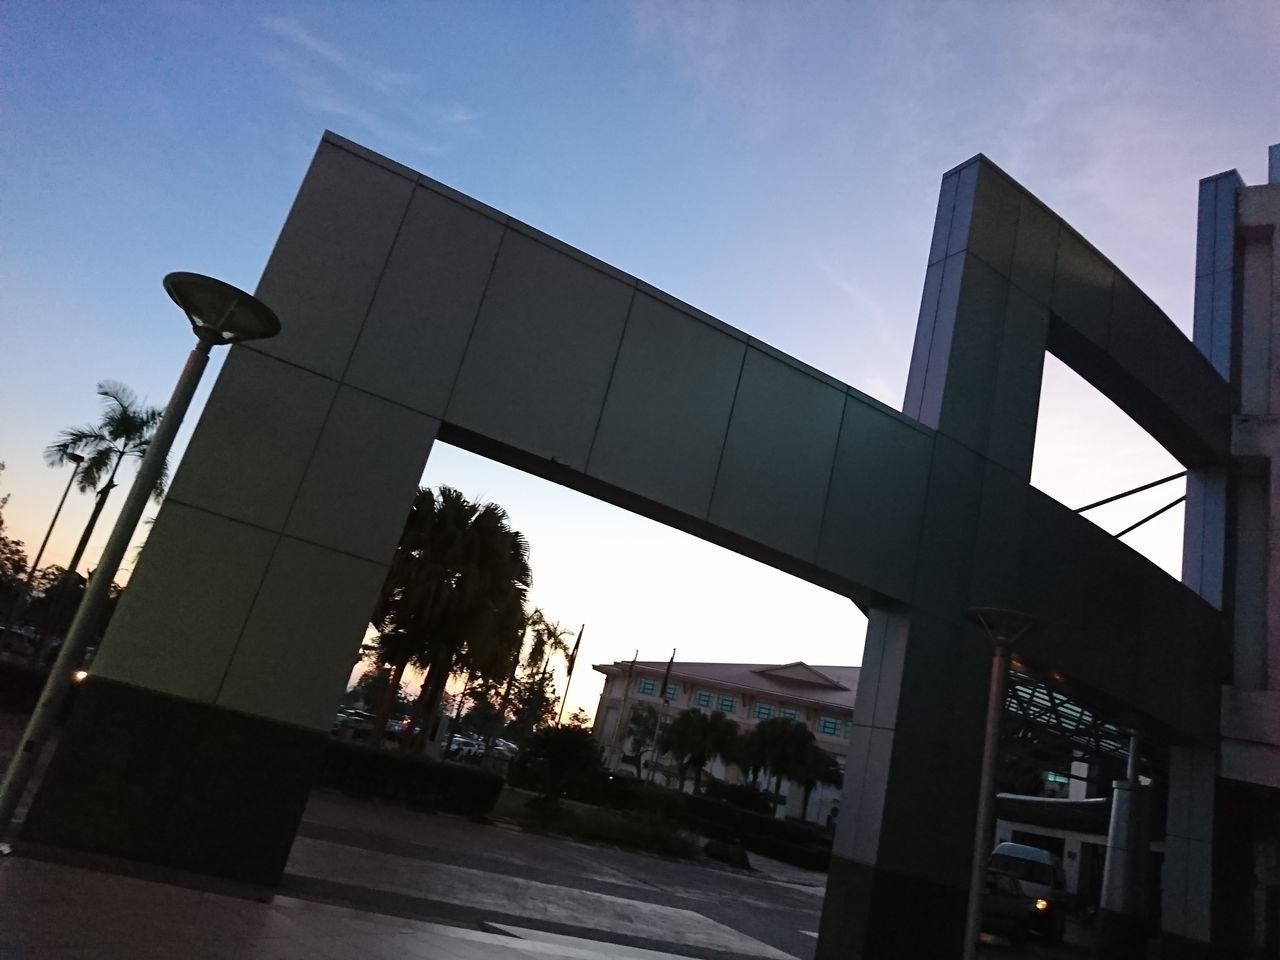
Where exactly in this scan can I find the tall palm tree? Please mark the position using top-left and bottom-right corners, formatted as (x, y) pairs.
(749, 717), (818, 813)
(369, 486), (532, 745)
(657, 708), (739, 793)
(46, 381), (166, 578)
(623, 704), (659, 779)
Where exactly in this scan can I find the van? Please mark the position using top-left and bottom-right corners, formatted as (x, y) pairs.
(989, 841), (1067, 942)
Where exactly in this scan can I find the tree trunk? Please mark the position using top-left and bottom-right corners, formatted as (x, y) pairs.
(405, 645), (451, 752)
(772, 773), (782, 815)
(372, 660), (406, 748)
(693, 764), (703, 794)
(802, 783), (814, 822)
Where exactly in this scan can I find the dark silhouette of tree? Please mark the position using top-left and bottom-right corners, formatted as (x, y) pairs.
(0, 463), (28, 612)
(368, 486), (532, 747)
(46, 381), (166, 578)
(345, 665), (411, 714)
(795, 743), (843, 821)
(657, 708), (739, 793)
(523, 724), (601, 799)
(623, 704), (659, 779)
(741, 717), (816, 813)
(564, 707), (591, 728)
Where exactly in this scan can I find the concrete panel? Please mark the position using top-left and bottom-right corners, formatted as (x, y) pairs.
(446, 230), (633, 471)
(587, 292), (746, 519)
(216, 536), (388, 731)
(944, 162), (979, 259)
(284, 386), (440, 564)
(937, 255), (1010, 455)
(344, 186), (506, 417)
(909, 436), (985, 615)
(927, 170), (959, 265)
(967, 163), (1021, 276)
(253, 140), (416, 380)
(851, 609), (911, 733)
(902, 260), (945, 421)
(817, 401), (933, 602)
(92, 501), (278, 703)
(1051, 231), (1114, 351)
(914, 252), (966, 428)
(848, 726), (894, 865)
(986, 285), (1049, 476)
(708, 348), (846, 562)
(167, 348), (338, 534)
(1010, 195), (1060, 306)
(968, 462), (1030, 611)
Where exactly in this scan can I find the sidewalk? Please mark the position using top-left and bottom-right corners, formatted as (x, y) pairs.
(0, 854), (728, 960)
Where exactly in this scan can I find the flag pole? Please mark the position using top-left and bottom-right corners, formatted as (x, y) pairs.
(556, 624), (585, 724)
(608, 650), (638, 769)
(647, 648), (676, 785)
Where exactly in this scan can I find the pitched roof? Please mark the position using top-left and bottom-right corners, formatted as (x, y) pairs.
(593, 659), (859, 712)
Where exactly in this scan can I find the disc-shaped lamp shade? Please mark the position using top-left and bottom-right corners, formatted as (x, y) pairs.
(163, 272), (281, 344)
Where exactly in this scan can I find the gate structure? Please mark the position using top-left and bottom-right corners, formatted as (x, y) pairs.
(26, 132), (1254, 956)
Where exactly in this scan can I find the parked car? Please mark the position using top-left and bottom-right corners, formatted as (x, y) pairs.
(448, 732), (483, 759)
(990, 841), (1068, 942)
(332, 709), (377, 740)
(980, 868), (1028, 948)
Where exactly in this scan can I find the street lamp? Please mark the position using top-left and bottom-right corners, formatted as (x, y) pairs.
(2, 453), (84, 639)
(0, 273), (280, 843)
(961, 607), (1035, 960)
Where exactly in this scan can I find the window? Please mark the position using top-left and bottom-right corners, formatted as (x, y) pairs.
(664, 683), (679, 700)
(780, 707), (799, 721)
(693, 690), (712, 708)
(819, 715), (841, 736)
(638, 678), (657, 696)
(718, 695), (737, 714)
(753, 702), (774, 720)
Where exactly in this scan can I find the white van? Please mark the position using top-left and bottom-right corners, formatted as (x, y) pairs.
(989, 841), (1067, 942)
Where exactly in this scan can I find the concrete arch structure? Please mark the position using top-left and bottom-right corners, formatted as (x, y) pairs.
(25, 133), (1232, 956)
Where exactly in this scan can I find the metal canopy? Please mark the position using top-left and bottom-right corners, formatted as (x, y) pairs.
(1004, 667), (1131, 764)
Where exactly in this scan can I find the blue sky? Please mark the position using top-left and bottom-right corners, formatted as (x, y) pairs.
(2, 1), (1277, 717)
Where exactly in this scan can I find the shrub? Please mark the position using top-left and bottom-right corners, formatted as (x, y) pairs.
(316, 741), (503, 816)
(705, 781), (772, 814)
(521, 797), (698, 860)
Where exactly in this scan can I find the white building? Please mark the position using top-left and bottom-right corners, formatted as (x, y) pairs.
(592, 658), (857, 824)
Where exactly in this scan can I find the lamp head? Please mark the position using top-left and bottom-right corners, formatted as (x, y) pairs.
(163, 272), (281, 344)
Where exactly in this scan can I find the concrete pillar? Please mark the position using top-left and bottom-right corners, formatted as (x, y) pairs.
(1098, 739), (1150, 958)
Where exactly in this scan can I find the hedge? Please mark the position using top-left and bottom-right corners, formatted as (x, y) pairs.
(317, 741), (504, 816)
(547, 772), (834, 872)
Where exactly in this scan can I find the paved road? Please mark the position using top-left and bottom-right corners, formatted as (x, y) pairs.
(288, 790), (1094, 960)
(290, 790), (825, 960)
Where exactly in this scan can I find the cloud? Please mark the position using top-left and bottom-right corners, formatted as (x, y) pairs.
(258, 15), (480, 165)
(262, 15), (414, 94)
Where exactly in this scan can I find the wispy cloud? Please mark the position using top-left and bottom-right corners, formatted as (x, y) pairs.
(258, 15), (479, 167)
(263, 15), (415, 94)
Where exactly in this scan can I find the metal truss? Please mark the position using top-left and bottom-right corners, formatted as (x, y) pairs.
(1004, 668), (1130, 764)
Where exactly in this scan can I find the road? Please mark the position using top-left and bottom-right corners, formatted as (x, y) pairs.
(286, 789), (1094, 960)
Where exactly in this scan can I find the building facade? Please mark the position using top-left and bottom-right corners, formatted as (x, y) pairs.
(592, 659), (857, 824)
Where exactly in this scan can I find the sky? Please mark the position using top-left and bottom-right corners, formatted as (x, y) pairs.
(1, 1), (1277, 720)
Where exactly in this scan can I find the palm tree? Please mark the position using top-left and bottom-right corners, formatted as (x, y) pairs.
(657, 708), (739, 793)
(369, 486), (532, 746)
(46, 381), (166, 579)
(794, 743), (843, 822)
(742, 716), (816, 813)
(623, 704), (659, 779)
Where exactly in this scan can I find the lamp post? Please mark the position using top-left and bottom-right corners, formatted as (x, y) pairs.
(2, 453), (83, 639)
(961, 607), (1035, 960)
(0, 273), (280, 843)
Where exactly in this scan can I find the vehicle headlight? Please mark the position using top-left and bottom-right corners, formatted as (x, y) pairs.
(1034, 898), (1049, 912)
(73, 670), (89, 683)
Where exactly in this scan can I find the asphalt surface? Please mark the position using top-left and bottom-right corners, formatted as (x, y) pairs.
(290, 790), (826, 960)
